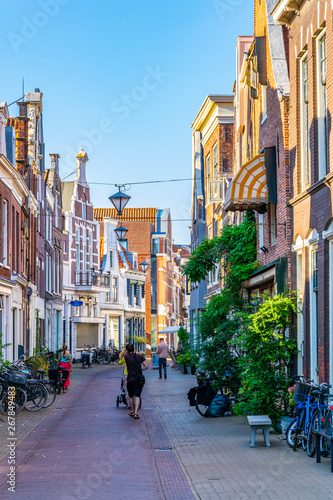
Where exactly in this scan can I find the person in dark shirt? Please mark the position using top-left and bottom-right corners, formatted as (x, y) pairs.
(124, 343), (148, 419)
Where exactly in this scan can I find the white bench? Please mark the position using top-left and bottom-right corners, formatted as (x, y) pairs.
(247, 415), (272, 447)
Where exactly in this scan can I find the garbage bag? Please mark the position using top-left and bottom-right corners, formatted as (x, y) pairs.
(204, 394), (231, 418)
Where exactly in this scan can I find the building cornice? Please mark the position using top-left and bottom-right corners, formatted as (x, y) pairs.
(191, 95), (234, 132)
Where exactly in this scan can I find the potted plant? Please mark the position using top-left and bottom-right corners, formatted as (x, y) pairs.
(177, 352), (192, 374)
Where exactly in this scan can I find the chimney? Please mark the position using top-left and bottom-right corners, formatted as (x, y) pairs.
(76, 148), (88, 186)
(50, 153), (60, 177)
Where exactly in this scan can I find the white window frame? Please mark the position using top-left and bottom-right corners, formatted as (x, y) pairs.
(309, 239), (319, 383)
(213, 143), (218, 198)
(89, 231), (93, 269)
(317, 29), (327, 180)
(300, 52), (310, 191)
(259, 213), (264, 250)
(3, 200), (8, 266)
(76, 229), (80, 271)
(206, 154), (211, 203)
(261, 84), (267, 123)
(110, 249), (114, 269)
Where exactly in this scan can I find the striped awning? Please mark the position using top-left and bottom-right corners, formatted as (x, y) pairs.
(224, 153), (268, 212)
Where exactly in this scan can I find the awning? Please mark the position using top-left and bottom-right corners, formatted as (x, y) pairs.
(224, 153), (267, 212)
(158, 326), (181, 334)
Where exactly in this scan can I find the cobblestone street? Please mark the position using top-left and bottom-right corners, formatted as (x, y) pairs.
(1, 363), (333, 499)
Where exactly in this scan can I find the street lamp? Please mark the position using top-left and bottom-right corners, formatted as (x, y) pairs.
(109, 185), (131, 216)
(115, 225), (128, 239)
(140, 261), (149, 273)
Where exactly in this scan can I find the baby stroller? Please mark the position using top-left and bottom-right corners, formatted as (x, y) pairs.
(116, 373), (130, 408)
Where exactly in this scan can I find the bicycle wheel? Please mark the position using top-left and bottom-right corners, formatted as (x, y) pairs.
(42, 382), (57, 408)
(1, 388), (27, 415)
(25, 383), (48, 411)
(321, 409), (332, 456)
(57, 374), (63, 395)
(286, 418), (303, 448)
(307, 411), (319, 457)
(97, 355), (104, 365)
(194, 393), (210, 417)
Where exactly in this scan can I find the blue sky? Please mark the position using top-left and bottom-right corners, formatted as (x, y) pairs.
(1, 0), (253, 243)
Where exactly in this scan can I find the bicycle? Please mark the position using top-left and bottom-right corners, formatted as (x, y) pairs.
(0, 370), (27, 415)
(306, 384), (332, 457)
(188, 371), (232, 417)
(286, 377), (314, 451)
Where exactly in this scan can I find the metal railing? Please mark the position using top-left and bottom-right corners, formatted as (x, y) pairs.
(75, 270), (110, 287)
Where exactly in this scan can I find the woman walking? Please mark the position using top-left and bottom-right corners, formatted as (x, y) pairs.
(57, 344), (72, 389)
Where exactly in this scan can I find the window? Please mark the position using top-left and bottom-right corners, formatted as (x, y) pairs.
(261, 85), (267, 122)
(119, 238), (128, 251)
(152, 239), (159, 254)
(55, 194), (58, 228)
(310, 248), (319, 381)
(213, 219), (218, 238)
(213, 144), (218, 198)
(301, 54), (310, 190)
(76, 229), (80, 271)
(317, 32), (327, 179)
(82, 201), (87, 220)
(3, 200), (8, 266)
(208, 224), (213, 240)
(12, 206), (15, 271)
(110, 249), (114, 268)
(89, 232), (93, 269)
(259, 213), (264, 250)
(270, 204), (277, 245)
(112, 276), (118, 302)
(206, 154), (211, 202)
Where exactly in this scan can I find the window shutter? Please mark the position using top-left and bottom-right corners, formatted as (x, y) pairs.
(142, 284), (145, 298)
(127, 279), (130, 296)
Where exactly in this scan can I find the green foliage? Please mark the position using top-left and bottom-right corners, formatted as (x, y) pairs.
(177, 351), (192, 365)
(234, 294), (298, 426)
(183, 218), (257, 291)
(134, 336), (146, 344)
(182, 238), (220, 283)
(177, 327), (190, 349)
(0, 333), (11, 369)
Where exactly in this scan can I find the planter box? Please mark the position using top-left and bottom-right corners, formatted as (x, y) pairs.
(191, 366), (196, 375)
(181, 363), (188, 374)
(280, 417), (293, 439)
(186, 365), (192, 374)
(177, 363), (181, 371)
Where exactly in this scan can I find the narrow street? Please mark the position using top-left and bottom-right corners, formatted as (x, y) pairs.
(1, 364), (333, 499)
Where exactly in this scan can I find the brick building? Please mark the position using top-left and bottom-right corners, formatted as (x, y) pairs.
(0, 102), (29, 361)
(62, 150), (106, 359)
(272, 0), (332, 384)
(94, 207), (175, 349)
(98, 217), (146, 350)
(225, 1), (291, 304)
(190, 95), (234, 344)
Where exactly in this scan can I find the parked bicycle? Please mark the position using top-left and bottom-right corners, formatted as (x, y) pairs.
(286, 375), (332, 457)
(187, 371), (232, 417)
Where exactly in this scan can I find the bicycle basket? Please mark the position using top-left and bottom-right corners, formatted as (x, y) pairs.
(294, 382), (312, 402)
(6, 371), (28, 385)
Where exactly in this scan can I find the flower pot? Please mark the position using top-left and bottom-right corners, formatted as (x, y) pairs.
(191, 366), (196, 375)
(181, 363), (187, 374)
(186, 365), (192, 374)
(177, 363), (181, 371)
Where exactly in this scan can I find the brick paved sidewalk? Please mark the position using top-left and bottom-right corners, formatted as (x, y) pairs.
(0, 362), (112, 461)
(0, 363), (195, 500)
(145, 364), (333, 500)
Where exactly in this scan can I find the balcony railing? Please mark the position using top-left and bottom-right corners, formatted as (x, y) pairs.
(75, 270), (110, 288)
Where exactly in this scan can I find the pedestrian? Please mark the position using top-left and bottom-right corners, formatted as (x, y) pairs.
(57, 344), (72, 390)
(124, 343), (148, 419)
(156, 337), (169, 379)
(119, 346), (130, 408)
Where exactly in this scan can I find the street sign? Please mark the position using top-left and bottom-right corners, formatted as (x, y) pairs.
(70, 300), (83, 307)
